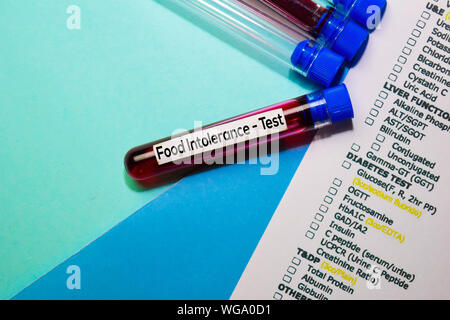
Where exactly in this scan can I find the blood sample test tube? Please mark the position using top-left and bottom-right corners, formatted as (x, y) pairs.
(325, 0), (387, 30)
(125, 84), (354, 187)
(177, 0), (346, 87)
(249, 0), (369, 62)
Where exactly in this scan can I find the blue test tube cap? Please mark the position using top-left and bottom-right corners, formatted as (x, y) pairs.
(291, 40), (346, 87)
(322, 83), (354, 123)
(319, 12), (369, 63)
(334, 0), (387, 30)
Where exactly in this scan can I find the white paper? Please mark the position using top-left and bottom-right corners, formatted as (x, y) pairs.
(232, 0), (450, 300)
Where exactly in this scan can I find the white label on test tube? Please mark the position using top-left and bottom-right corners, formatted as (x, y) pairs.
(153, 109), (287, 165)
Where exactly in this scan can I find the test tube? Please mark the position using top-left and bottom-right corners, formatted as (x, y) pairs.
(250, 0), (369, 62)
(325, 0), (387, 30)
(177, 0), (346, 87)
(125, 84), (354, 187)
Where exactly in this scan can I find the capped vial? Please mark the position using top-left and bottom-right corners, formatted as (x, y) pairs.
(248, 0), (370, 63)
(125, 84), (354, 187)
(325, 0), (387, 31)
(177, 0), (347, 87)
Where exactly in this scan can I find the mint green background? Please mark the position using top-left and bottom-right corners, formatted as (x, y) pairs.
(0, 0), (315, 299)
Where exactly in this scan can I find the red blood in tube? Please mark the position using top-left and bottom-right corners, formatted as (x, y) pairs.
(125, 96), (314, 188)
(260, 0), (332, 35)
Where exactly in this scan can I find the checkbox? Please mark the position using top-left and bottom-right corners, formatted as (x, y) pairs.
(379, 91), (389, 99)
(388, 73), (398, 82)
(292, 257), (301, 266)
(273, 292), (283, 300)
(371, 143), (381, 151)
(351, 143), (360, 152)
(370, 108), (379, 117)
(376, 134), (386, 143)
(319, 204), (328, 213)
(315, 213), (324, 222)
(310, 222), (320, 231)
(283, 275), (292, 283)
(374, 99), (384, 108)
(305, 231), (315, 239)
(342, 160), (352, 169)
(328, 186), (338, 196)
(333, 178), (342, 187)
(411, 29), (421, 38)
(407, 38), (416, 46)
(398, 55), (407, 64)
(324, 196), (333, 204)
(365, 117), (374, 126)
(421, 11), (430, 20)
(416, 20), (426, 29)
(287, 266), (296, 274)
(393, 64), (403, 73)
(402, 46), (412, 56)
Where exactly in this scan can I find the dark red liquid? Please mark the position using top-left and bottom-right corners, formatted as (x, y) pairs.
(260, 0), (332, 36)
(125, 96), (314, 188)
